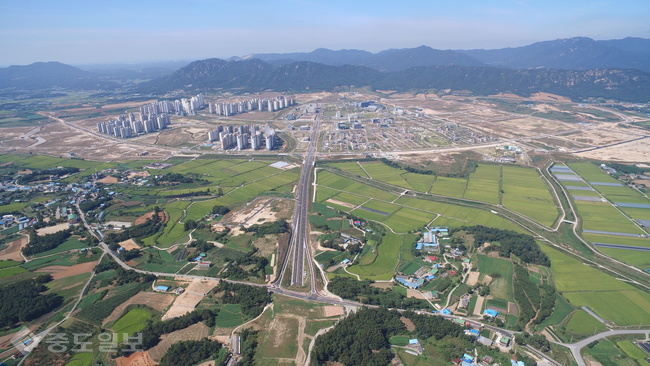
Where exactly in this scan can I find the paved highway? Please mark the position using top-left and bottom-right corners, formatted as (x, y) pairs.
(274, 111), (321, 291)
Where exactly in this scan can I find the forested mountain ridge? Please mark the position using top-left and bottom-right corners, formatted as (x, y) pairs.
(139, 58), (650, 102)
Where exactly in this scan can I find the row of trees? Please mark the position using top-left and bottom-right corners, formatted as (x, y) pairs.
(238, 328), (259, 366)
(457, 225), (550, 266)
(380, 158), (478, 178)
(22, 227), (71, 256)
(152, 173), (207, 185)
(513, 263), (539, 328)
(16, 167), (80, 184)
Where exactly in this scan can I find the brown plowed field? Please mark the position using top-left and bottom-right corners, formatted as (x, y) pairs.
(36, 261), (98, 279)
(0, 235), (28, 261)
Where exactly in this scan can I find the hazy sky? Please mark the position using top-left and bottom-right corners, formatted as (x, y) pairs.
(1, 0), (649, 66)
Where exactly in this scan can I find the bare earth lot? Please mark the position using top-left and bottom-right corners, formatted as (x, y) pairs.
(115, 351), (156, 366)
(118, 239), (142, 250)
(36, 223), (70, 235)
(162, 278), (219, 320)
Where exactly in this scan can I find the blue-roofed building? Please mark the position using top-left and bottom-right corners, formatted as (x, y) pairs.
(425, 275), (436, 280)
(155, 285), (170, 291)
(511, 360), (518, 366)
(442, 308), (452, 315)
(409, 339), (419, 345)
(484, 309), (499, 317)
(518, 361), (525, 366)
(415, 242), (423, 250)
(396, 277), (421, 289)
(470, 329), (480, 337)
(462, 362), (472, 366)
(194, 256), (202, 261)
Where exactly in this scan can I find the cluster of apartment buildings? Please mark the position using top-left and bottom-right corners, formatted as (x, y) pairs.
(97, 113), (171, 139)
(208, 96), (294, 116)
(96, 93), (206, 139)
(140, 93), (205, 116)
(207, 124), (278, 151)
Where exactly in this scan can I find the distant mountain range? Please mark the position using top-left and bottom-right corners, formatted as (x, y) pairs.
(0, 61), (118, 90)
(2, 37), (650, 102)
(234, 37), (650, 72)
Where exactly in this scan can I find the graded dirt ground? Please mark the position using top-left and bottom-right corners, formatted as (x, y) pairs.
(102, 292), (175, 326)
(36, 223), (71, 235)
(97, 176), (119, 183)
(466, 271), (480, 287)
(114, 351), (156, 366)
(322, 306), (344, 317)
(227, 198), (291, 228)
(118, 239), (142, 250)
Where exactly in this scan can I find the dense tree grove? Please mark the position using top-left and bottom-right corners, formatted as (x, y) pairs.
(16, 167), (80, 184)
(140, 309), (217, 350)
(189, 239), (215, 253)
(311, 307), (405, 366)
(104, 213), (163, 244)
(244, 219), (290, 236)
(610, 163), (649, 175)
(457, 226), (550, 266)
(22, 228), (72, 256)
(215, 282), (271, 318)
(121, 248), (142, 261)
(0, 279), (64, 328)
(159, 339), (222, 366)
(79, 197), (112, 213)
(94, 258), (119, 273)
(220, 254), (268, 280)
(211, 205), (231, 215)
(516, 332), (551, 352)
(328, 277), (430, 310)
(402, 311), (471, 341)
